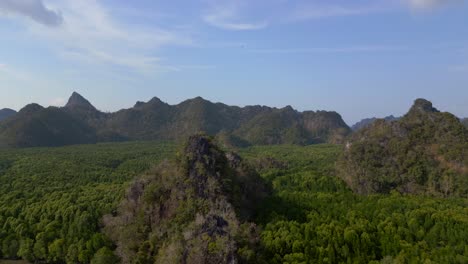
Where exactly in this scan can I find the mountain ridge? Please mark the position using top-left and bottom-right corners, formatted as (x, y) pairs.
(351, 115), (399, 131)
(0, 92), (351, 148)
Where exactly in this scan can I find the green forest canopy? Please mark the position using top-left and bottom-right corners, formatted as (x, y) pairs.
(0, 141), (467, 263)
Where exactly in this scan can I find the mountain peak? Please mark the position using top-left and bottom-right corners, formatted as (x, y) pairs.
(0, 108), (17, 121)
(408, 98), (439, 114)
(148, 96), (164, 105)
(19, 103), (44, 114)
(134, 97), (166, 108)
(65, 92), (96, 110)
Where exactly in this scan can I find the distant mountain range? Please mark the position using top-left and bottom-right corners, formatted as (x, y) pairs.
(0, 92), (351, 148)
(0, 108), (17, 121)
(351, 115), (400, 131)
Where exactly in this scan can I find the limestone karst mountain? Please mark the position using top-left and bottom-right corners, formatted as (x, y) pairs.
(0, 92), (351, 148)
(103, 135), (268, 263)
(338, 98), (468, 197)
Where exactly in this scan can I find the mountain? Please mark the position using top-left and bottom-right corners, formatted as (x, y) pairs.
(351, 115), (399, 131)
(0, 104), (97, 148)
(338, 98), (468, 197)
(103, 135), (267, 263)
(0, 92), (351, 148)
(0, 108), (17, 121)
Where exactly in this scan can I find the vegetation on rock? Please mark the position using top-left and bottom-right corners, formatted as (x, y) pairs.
(103, 135), (268, 263)
(338, 99), (468, 197)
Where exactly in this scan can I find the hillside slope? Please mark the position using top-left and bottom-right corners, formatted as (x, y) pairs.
(338, 99), (468, 197)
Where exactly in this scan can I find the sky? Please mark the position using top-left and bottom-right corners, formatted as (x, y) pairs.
(0, 0), (467, 125)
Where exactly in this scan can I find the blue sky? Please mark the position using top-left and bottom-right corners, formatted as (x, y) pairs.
(0, 0), (467, 124)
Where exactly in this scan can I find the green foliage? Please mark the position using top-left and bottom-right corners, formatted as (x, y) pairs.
(241, 144), (468, 264)
(1, 136), (467, 263)
(338, 99), (468, 197)
(0, 141), (175, 263)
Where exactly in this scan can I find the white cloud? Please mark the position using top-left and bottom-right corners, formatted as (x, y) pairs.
(404, 0), (461, 10)
(290, 4), (382, 21)
(248, 45), (408, 54)
(203, 1), (268, 30)
(7, 0), (193, 73)
(50, 97), (66, 106)
(0, 0), (62, 27)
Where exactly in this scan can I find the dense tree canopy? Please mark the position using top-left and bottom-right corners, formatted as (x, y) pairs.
(0, 137), (467, 263)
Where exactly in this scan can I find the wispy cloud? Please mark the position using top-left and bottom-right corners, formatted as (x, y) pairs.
(0, 0), (63, 27)
(450, 65), (468, 72)
(203, 1), (268, 30)
(289, 4), (382, 21)
(248, 45), (408, 54)
(404, 0), (462, 10)
(6, 0), (192, 73)
(50, 97), (66, 106)
(0, 63), (30, 80)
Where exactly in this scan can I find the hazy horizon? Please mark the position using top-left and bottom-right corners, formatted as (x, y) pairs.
(1, 0), (467, 124)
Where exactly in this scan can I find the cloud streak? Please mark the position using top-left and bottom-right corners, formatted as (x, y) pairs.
(248, 45), (408, 54)
(203, 1), (268, 31)
(0, 0), (63, 27)
(289, 4), (382, 21)
(18, 0), (193, 73)
(405, 0), (461, 9)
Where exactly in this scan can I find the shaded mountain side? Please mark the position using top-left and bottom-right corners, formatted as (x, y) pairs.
(462, 118), (468, 128)
(351, 115), (399, 131)
(0, 105), (98, 148)
(103, 135), (268, 264)
(0, 92), (351, 148)
(0, 108), (17, 122)
(338, 99), (468, 197)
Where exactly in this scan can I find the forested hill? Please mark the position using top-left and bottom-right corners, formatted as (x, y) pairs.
(0, 92), (350, 148)
(338, 98), (468, 197)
